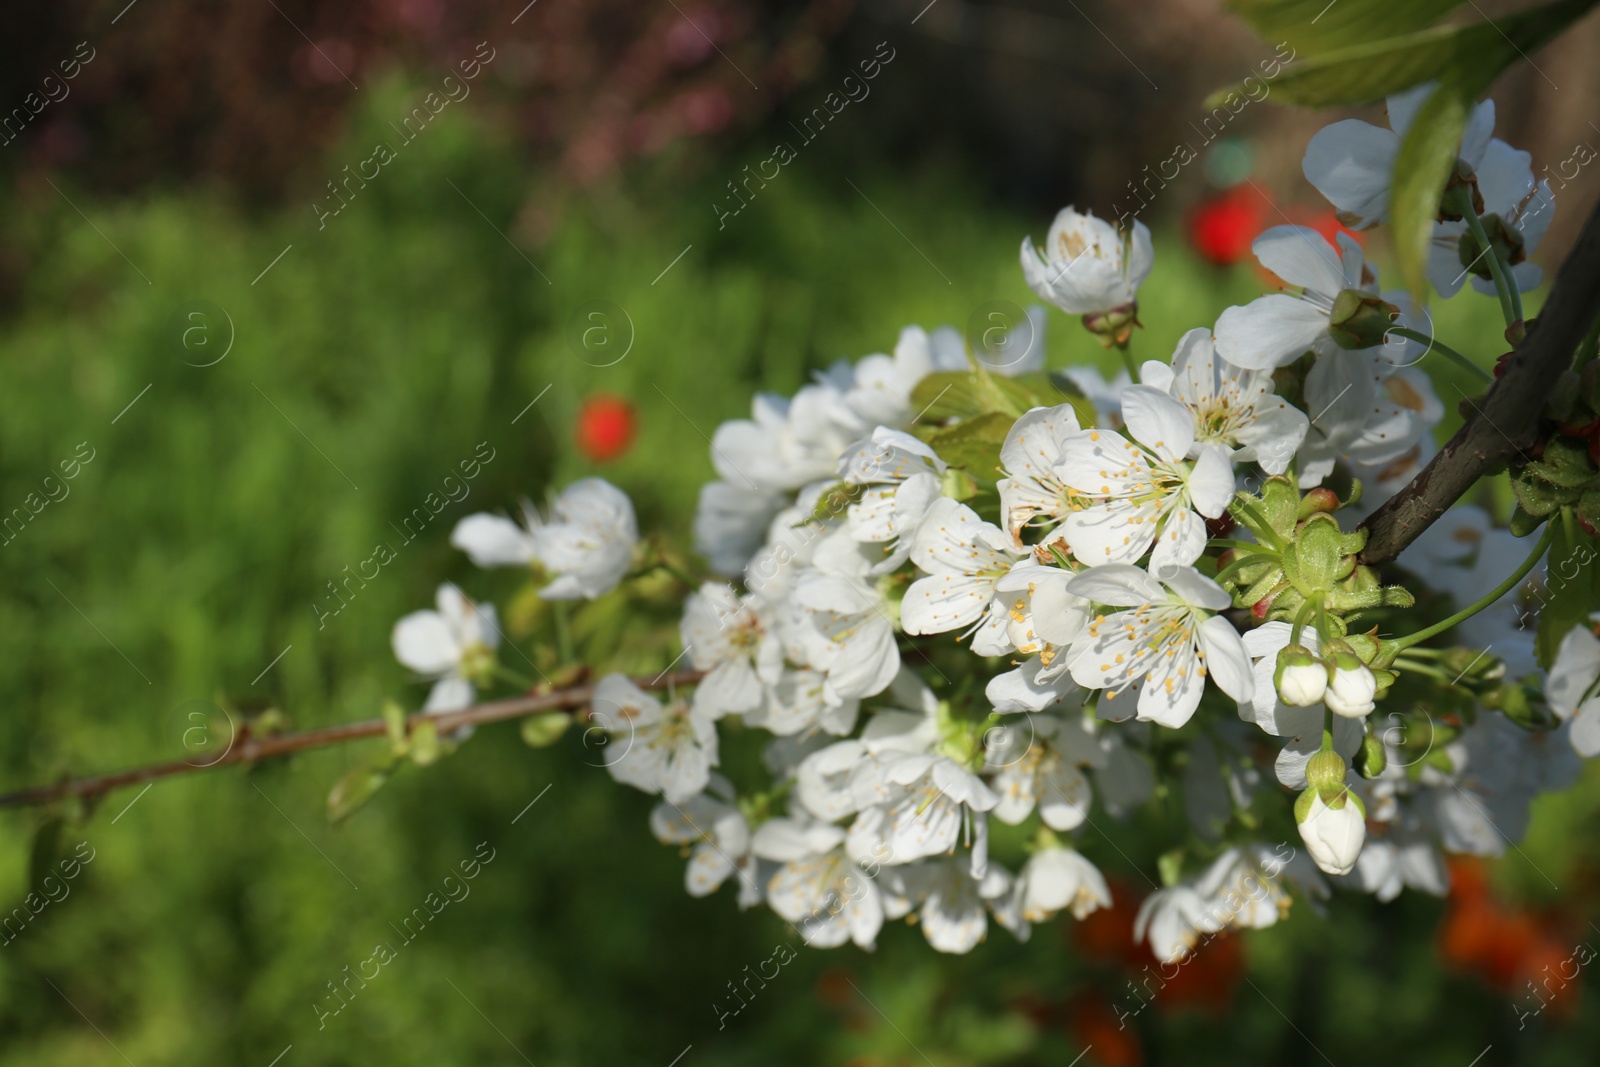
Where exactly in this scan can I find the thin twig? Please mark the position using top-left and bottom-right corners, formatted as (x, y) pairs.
(0, 670), (705, 810)
(1359, 196), (1600, 565)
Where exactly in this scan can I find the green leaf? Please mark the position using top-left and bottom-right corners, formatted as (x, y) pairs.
(909, 369), (1048, 425)
(521, 712), (572, 748)
(924, 411), (1015, 481)
(1512, 472), (1570, 517)
(1215, 0), (1599, 108)
(1527, 436), (1600, 489)
(1536, 511), (1600, 668)
(327, 754), (399, 824)
(1509, 504), (1546, 537)
(409, 719), (442, 767)
(1045, 372), (1100, 430)
(382, 699), (408, 755)
(910, 372), (986, 422)
(1225, 0), (1466, 52)
(1391, 82), (1471, 298)
(1256, 474), (1303, 538)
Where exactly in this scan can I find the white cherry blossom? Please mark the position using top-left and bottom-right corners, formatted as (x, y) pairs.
(1057, 390), (1234, 573)
(1548, 618), (1600, 757)
(788, 570), (901, 705)
(997, 403), (1084, 544)
(651, 781), (761, 907)
(590, 674), (718, 804)
(1334, 834), (1448, 902)
(1296, 349), (1442, 489)
(1236, 623), (1363, 787)
(533, 478), (639, 600)
(984, 562), (1091, 712)
(842, 324), (967, 428)
(839, 427), (947, 574)
(847, 751), (999, 876)
(694, 480), (787, 578)
(896, 858), (1028, 953)
(391, 582), (500, 712)
(1066, 564), (1253, 728)
(900, 498), (1028, 653)
(1301, 85), (1495, 230)
(984, 712), (1104, 830)
(681, 582), (783, 719)
(744, 669), (860, 738)
(1213, 226), (1377, 370)
(1427, 138), (1554, 298)
(1021, 207), (1154, 315)
(451, 503), (539, 568)
(1298, 790), (1366, 876)
(1017, 847), (1111, 922)
(1139, 328), (1308, 475)
(753, 816), (884, 950)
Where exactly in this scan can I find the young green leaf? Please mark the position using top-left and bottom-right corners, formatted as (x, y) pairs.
(1391, 82), (1471, 298)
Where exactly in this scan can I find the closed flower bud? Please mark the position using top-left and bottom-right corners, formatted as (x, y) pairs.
(1294, 787), (1367, 876)
(1297, 487), (1340, 518)
(1081, 302), (1140, 348)
(1274, 645), (1328, 706)
(1325, 655), (1377, 718)
(1354, 733), (1387, 779)
(1327, 289), (1399, 350)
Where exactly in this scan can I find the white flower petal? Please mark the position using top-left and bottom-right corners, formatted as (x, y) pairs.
(1215, 294), (1332, 370)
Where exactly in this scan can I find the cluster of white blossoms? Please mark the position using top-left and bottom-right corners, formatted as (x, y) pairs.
(383, 86), (1600, 962)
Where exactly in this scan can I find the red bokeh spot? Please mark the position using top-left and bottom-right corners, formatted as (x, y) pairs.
(1187, 187), (1267, 266)
(576, 394), (637, 463)
(1067, 992), (1143, 1067)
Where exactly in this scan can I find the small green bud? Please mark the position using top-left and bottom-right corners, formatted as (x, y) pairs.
(1285, 513), (1347, 595)
(1354, 733), (1387, 779)
(1306, 734), (1348, 797)
(1327, 289), (1400, 350)
(1439, 168), (1485, 221)
(1298, 487), (1340, 518)
(1081, 302), (1139, 348)
(1456, 213), (1527, 280)
(1157, 848), (1185, 888)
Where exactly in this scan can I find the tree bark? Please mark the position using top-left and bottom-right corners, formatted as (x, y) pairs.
(1359, 195), (1600, 565)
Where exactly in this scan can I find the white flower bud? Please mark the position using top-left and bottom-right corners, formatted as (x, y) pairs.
(1324, 660), (1377, 719)
(1295, 788), (1366, 876)
(1274, 645), (1328, 707)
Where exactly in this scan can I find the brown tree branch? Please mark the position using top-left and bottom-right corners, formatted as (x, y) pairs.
(1359, 195), (1600, 565)
(0, 670), (705, 810)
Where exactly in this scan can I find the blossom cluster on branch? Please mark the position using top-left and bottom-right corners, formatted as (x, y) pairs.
(385, 84), (1600, 962)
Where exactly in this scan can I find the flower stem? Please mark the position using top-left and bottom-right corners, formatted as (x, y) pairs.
(1118, 341), (1139, 384)
(1290, 596), (1318, 649)
(1388, 327), (1492, 382)
(1393, 521), (1555, 651)
(1463, 208), (1523, 327)
(1228, 498), (1288, 553)
(1213, 552), (1276, 587)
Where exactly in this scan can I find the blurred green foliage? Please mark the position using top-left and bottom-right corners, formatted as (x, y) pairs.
(0, 77), (1597, 1066)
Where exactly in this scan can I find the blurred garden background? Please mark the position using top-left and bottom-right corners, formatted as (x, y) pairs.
(2, 0), (1600, 1063)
